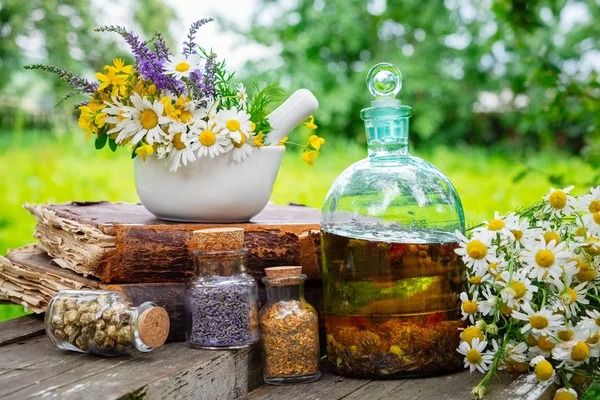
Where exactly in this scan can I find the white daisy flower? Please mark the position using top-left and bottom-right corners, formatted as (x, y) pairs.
(576, 186), (600, 213)
(460, 291), (479, 323)
(457, 338), (493, 373)
(550, 279), (589, 317)
(580, 309), (600, 336)
(501, 213), (535, 249)
(231, 135), (255, 163)
(108, 92), (170, 145)
(521, 237), (572, 281)
(583, 211), (600, 236)
(478, 286), (498, 317)
(512, 303), (563, 336)
(477, 211), (516, 239)
(530, 355), (555, 382)
(543, 186), (575, 217)
(163, 54), (203, 80)
(492, 340), (527, 369)
(237, 83), (248, 109)
(215, 107), (252, 143)
(553, 388), (578, 400)
(155, 145), (168, 160)
(190, 120), (232, 158)
(467, 272), (492, 294)
(165, 123), (197, 172)
(455, 231), (496, 276)
(528, 334), (556, 358)
(102, 97), (128, 125)
(551, 340), (591, 368)
(497, 269), (538, 309)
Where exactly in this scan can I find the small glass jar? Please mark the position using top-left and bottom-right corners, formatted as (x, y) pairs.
(45, 290), (170, 356)
(185, 228), (259, 349)
(260, 267), (321, 385)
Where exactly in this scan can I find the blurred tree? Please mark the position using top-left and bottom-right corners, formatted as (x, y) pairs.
(235, 0), (600, 163)
(0, 0), (175, 98)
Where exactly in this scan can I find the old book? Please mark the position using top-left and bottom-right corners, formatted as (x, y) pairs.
(0, 245), (186, 342)
(24, 202), (322, 283)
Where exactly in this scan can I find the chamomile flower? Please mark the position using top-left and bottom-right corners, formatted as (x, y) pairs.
(554, 388), (578, 400)
(455, 231), (496, 276)
(230, 133), (255, 163)
(543, 186), (576, 217)
(163, 54), (203, 79)
(512, 303), (563, 336)
(165, 123), (197, 172)
(236, 83), (248, 109)
(457, 338), (493, 373)
(188, 120), (230, 159)
(576, 186), (600, 214)
(582, 210), (600, 236)
(492, 340), (527, 368)
(551, 340), (591, 368)
(504, 213), (535, 249)
(498, 269), (538, 309)
(580, 309), (600, 336)
(215, 107), (252, 143)
(521, 237), (571, 281)
(550, 279), (589, 317)
(109, 93), (169, 145)
(479, 211), (515, 239)
(478, 286), (499, 317)
(528, 335), (556, 358)
(467, 272), (492, 293)
(460, 291), (479, 323)
(530, 356), (555, 382)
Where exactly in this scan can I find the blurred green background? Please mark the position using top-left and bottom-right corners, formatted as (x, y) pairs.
(0, 0), (598, 356)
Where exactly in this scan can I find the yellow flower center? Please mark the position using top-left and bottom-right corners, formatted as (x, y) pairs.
(488, 262), (499, 275)
(466, 240), (487, 260)
(571, 375), (587, 385)
(576, 262), (596, 282)
(593, 212), (600, 225)
(175, 62), (190, 72)
(466, 348), (482, 365)
(534, 360), (554, 381)
(587, 333), (600, 344)
(461, 326), (484, 345)
(595, 316), (600, 327)
(529, 315), (549, 330)
(527, 334), (538, 346)
(199, 130), (216, 146)
(543, 231), (560, 245)
(469, 276), (483, 285)
(576, 227), (586, 237)
(558, 329), (574, 341)
(512, 229), (523, 241)
(535, 250), (555, 268)
(180, 111), (192, 124)
(555, 391), (576, 400)
(172, 133), (187, 150)
(571, 341), (590, 361)
(511, 281), (527, 299)
(140, 109), (159, 130)
(589, 200), (600, 213)
(226, 119), (241, 132)
(232, 133), (246, 148)
(488, 219), (505, 231)
(549, 190), (567, 209)
(501, 303), (515, 316)
(566, 288), (577, 304)
(463, 300), (478, 314)
(538, 336), (554, 351)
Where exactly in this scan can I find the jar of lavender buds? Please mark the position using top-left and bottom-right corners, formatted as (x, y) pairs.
(184, 227), (259, 349)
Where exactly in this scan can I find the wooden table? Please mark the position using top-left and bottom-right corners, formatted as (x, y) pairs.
(1, 315), (554, 400)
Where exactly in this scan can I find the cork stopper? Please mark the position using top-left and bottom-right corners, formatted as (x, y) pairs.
(137, 306), (170, 349)
(264, 266), (303, 286)
(190, 228), (245, 252)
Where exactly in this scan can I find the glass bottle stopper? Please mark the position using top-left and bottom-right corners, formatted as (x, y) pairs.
(366, 62), (403, 108)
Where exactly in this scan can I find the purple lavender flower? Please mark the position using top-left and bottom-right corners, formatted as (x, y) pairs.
(23, 65), (98, 94)
(183, 18), (213, 57)
(96, 25), (184, 95)
(151, 32), (171, 62)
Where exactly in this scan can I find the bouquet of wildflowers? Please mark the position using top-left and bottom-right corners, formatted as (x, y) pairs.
(456, 186), (600, 399)
(25, 19), (323, 172)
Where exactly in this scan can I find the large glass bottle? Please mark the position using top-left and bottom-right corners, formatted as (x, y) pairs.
(321, 63), (466, 378)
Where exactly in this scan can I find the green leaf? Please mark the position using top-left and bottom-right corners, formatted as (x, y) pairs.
(131, 144), (140, 159)
(536, 72), (556, 88)
(95, 133), (108, 150)
(512, 169), (529, 183)
(108, 138), (118, 152)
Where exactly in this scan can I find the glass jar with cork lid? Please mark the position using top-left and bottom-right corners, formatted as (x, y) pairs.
(260, 266), (321, 385)
(45, 290), (170, 356)
(184, 227), (260, 349)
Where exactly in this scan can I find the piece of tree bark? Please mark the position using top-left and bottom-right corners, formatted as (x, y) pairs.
(24, 202), (322, 283)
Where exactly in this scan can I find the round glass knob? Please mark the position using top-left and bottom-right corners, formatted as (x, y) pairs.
(366, 62), (403, 99)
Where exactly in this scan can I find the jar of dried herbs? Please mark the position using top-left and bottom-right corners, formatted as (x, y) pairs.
(260, 266), (321, 385)
(184, 227), (259, 349)
(45, 290), (170, 356)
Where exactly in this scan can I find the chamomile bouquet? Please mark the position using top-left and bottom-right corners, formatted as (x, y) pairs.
(456, 186), (600, 400)
(25, 19), (324, 172)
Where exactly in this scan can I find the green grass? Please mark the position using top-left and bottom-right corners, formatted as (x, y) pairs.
(0, 130), (597, 323)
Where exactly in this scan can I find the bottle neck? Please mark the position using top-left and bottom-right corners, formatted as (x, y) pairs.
(362, 105), (412, 159)
(265, 283), (304, 303)
(193, 249), (247, 276)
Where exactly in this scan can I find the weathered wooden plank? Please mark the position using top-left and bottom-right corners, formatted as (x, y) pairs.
(0, 332), (263, 400)
(0, 314), (44, 347)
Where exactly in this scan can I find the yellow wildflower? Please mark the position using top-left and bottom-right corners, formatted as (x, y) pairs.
(252, 131), (265, 147)
(308, 134), (325, 151)
(94, 68), (127, 97)
(135, 144), (154, 161)
(110, 58), (133, 74)
(278, 136), (288, 146)
(78, 101), (106, 141)
(161, 96), (177, 119)
(304, 115), (317, 130)
(302, 150), (319, 166)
